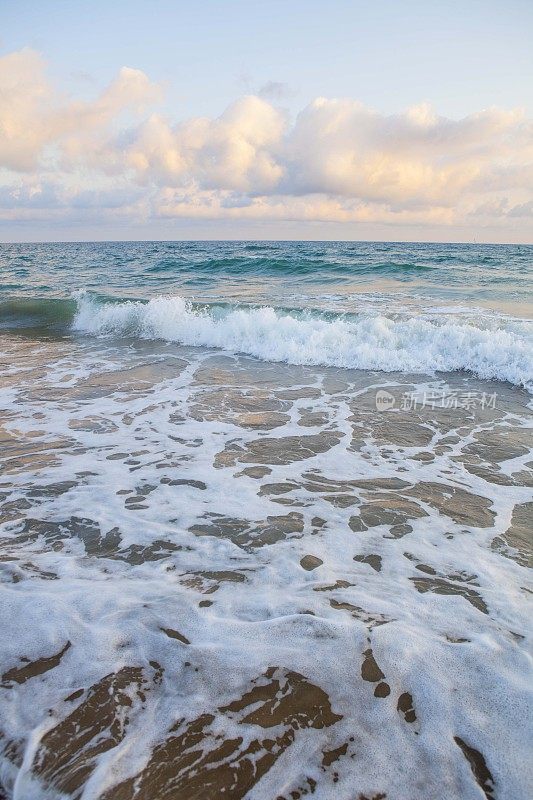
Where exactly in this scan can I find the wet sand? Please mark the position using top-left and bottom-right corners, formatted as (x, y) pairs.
(0, 332), (532, 799)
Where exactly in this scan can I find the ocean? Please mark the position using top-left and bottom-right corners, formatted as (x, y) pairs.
(0, 240), (532, 800)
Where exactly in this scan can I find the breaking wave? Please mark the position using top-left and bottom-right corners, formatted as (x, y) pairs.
(72, 293), (533, 390)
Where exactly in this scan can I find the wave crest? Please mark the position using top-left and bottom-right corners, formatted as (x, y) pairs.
(72, 294), (533, 390)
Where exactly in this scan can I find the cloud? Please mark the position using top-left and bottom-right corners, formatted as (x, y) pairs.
(282, 99), (532, 208)
(1, 48), (532, 239)
(126, 95), (285, 192)
(0, 48), (162, 172)
(0, 48), (54, 171)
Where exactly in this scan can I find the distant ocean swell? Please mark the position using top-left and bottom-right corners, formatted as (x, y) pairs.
(67, 294), (533, 390)
(144, 255), (435, 275)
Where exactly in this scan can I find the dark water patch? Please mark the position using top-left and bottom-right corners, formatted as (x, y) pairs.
(190, 512), (304, 550)
(100, 667), (341, 800)
(374, 682), (390, 698)
(1, 642), (71, 687)
(406, 483), (495, 528)
(1, 516), (103, 551)
(349, 494), (427, 534)
(161, 628), (190, 645)
(0, 560), (58, 583)
(397, 692), (417, 723)
(361, 648), (385, 683)
(117, 539), (183, 565)
(215, 432), (341, 468)
(354, 554), (382, 572)
(492, 501), (533, 567)
(32, 666), (150, 797)
(300, 555), (323, 571)
(410, 577), (488, 614)
(329, 601), (390, 629)
(454, 736), (495, 800)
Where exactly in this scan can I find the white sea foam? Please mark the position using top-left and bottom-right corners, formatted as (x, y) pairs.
(72, 293), (533, 391)
(0, 329), (532, 800)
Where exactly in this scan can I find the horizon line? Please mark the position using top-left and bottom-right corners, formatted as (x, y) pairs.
(1, 237), (531, 247)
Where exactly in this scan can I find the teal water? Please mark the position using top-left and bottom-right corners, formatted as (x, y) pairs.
(1, 240), (533, 389)
(1, 240), (532, 311)
(1, 241), (532, 799)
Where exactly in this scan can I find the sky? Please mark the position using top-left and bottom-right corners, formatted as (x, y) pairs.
(1, 0), (532, 242)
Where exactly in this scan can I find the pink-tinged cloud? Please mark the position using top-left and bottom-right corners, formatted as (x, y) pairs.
(1, 49), (532, 239)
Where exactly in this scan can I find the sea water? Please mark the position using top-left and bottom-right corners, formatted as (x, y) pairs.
(0, 241), (532, 799)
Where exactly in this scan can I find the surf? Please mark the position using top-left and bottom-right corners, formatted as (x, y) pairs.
(72, 293), (533, 390)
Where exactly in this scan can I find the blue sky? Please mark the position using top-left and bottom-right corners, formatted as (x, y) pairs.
(1, 1), (532, 241)
(4, 0), (532, 118)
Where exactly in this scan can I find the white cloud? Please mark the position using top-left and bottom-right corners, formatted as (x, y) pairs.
(1, 48), (532, 239)
(126, 95), (285, 192)
(0, 48), (162, 172)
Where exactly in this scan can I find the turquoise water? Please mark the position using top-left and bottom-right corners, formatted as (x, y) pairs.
(1, 240), (532, 389)
(1, 240), (532, 310)
(1, 241), (532, 799)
